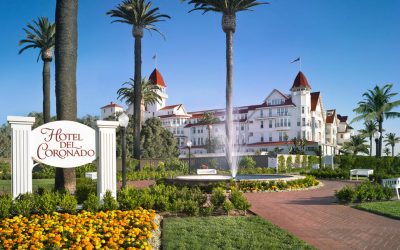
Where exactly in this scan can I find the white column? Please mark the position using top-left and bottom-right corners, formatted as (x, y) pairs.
(7, 116), (35, 199)
(96, 120), (119, 200)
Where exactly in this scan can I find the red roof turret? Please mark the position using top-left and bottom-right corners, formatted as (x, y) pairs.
(149, 68), (166, 87)
(291, 71), (312, 90)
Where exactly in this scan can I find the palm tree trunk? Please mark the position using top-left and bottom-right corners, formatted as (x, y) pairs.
(392, 145), (394, 157)
(378, 120), (383, 157)
(54, 0), (78, 192)
(42, 59), (51, 123)
(369, 136), (372, 156)
(133, 32), (143, 170)
(225, 30), (234, 169)
(208, 125), (211, 153)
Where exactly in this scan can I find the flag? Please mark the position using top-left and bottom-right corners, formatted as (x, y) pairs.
(291, 57), (300, 63)
(152, 54), (157, 60)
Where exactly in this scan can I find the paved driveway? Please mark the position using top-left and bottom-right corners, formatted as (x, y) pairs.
(245, 180), (400, 250)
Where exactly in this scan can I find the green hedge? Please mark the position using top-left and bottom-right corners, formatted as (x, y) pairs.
(335, 182), (393, 204)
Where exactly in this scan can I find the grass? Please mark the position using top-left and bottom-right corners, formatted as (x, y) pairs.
(355, 201), (400, 220)
(162, 216), (315, 250)
(0, 179), (54, 194)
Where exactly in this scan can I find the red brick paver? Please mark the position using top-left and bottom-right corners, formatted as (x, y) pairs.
(245, 181), (400, 250)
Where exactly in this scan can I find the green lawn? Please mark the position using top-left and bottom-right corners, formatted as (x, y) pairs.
(0, 179), (54, 194)
(162, 216), (315, 250)
(355, 201), (400, 220)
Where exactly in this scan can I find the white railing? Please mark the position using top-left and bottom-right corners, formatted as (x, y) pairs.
(382, 178), (400, 200)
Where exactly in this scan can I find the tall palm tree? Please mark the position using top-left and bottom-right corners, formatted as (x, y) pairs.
(342, 135), (369, 155)
(358, 120), (376, 156)
(19, 17), (56, 124)
(383, 147), (391, 156)
(182, 0), (267, 169)
(54, 0), (78, 192)
(384, 132), (400, 157)
(352, 84), (400, 157)
(199, 112), (219, 153)
(108, 0), (170, 165)
(117, 77), (163, 118)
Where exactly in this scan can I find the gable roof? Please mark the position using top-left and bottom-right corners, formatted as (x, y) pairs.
(101, 102), (123, 109)
(326, 109), (336, 124)
(291, 71), (312, 90)
(149, 68), (166, 87)
(310, 92), (320, 111)
(337, 114), (348, 123)
(160, 104), (181, 110)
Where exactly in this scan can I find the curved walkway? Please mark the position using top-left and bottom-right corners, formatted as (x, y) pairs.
(245, 180), (400, 250)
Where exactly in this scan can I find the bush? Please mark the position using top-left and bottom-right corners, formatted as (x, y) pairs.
(82, 193), (100, 212)
(200, 204), (214, 216)
(117, 187), (140, 210)
(0, 194), (12, 218)
(286, 156), (293, 172)
(75, 163), (96, 178)
(230, 189), (251, 213)
(383, 186), (394, 200)
(170, 199), (185, 215)
(278, 155), (286, 171)
(102, 190), (118, 211)
(222, 199), (234, 215)
(239, 156), (256, 168)
(355, 182), (376, 202)
(183, 199), (200, 216)
(35, 190), (58, 215)
(12, 193), (35, 217)
(164, 158), (188, 173)
(211, 187), (225, 208)
(59, 192), (78, 214)
(335, 186), (355, 204)
(76, 178), (96, 203)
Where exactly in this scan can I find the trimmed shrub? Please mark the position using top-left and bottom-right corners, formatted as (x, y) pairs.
(200, 204), (214, 216)
(102, 190), (118, 211)
(278, 155), (286, 171)
(59, 192), (77, 214)
(0, 194), (12, 218)
(222, 199), (234, 215)
(383, 186), (394, 200)
(211, 187), (225, 208)
(183, 199), (200, 216)
(230, 189), (251, 213)
(76, 178), (96, 203)
(12, 193), (35, 217)
(35, 190), (58, 215)
(335, 186), (355, 204)
(239, 156), (256, 168)
(82, 193), (100, 212)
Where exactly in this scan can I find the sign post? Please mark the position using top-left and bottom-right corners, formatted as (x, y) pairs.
(8, 116), (119, 201)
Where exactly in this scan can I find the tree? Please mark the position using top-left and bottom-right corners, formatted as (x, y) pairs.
(198, 112), (219, 153)
(183, 0), (267, 170)
(383, 147), (391, 156)
(78, 115), (99, 128)
(54, 0), (78, 192)
(352, 84), (400, 157)
(358, 120), (376, 156)
(342, 135), (369, 155)
(0, 124), (11, 159)
(19, 17), (56, 124)
(117, 77), (162, 121)
(108, 0), (170, 166)
(140, 118), (179, 159)
(384, 132), (400, 157)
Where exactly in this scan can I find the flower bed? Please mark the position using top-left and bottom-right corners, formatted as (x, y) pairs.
(238, 176), (320, 192)
(0, 209), (157, 249)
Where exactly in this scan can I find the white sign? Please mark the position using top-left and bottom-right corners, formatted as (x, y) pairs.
(268, 157), (278, 169)
(31, 121), (96, 168)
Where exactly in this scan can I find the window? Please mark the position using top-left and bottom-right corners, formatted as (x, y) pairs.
(302, 106), (305, 114)
(269, 132), (272, 142)
(319, 120), (322, 128)
(249, 132), (253, 136)
(241, 125), (244, 131)
(103, 109), (106, 113)
(269, 120), (272, 128)
(302, 131), (306, 138)
(260, 121), (264, 129)
(261, 135), (264, 142)
(340, 134), (343, 139)
(260, 110), (264, 117)
(268, 108), (272, 116)
(302, 118), (306, 126)
(297, 131), (301, 138)
(192, 128), (196, 134)
(279, 132), (284, 141)
(297, 118), (300, 126)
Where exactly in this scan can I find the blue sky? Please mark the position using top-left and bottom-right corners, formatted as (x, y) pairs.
(0, 0), (399, 153)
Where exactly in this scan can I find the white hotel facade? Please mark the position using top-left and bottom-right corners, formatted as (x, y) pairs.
(101, 69), (353, 156)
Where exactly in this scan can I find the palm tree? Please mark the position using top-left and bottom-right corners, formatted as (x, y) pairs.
(358, 120), (376, 156)
(182, 0), (267, 169)
(108, 0), (170, 165)
(383, 147), (391, 156)
(19, 17), (56, 124)
(352, 84), (400, 157)
(54, 0), (78, 192)
(198, 112), (219, 153)
(117, 78), (162, 118)
(384, 132), (400, 157)
(342, 135), (369, 155)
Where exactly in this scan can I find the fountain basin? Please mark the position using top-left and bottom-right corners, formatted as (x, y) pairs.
(164, 174), (304, 188)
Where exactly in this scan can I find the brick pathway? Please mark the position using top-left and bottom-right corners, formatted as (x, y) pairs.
(117, 180), (156, 189)
(245, 180), (400, 250)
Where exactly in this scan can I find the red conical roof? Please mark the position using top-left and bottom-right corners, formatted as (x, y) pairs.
(291, 71), (311, 90)
(149, 68), (166, 87)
